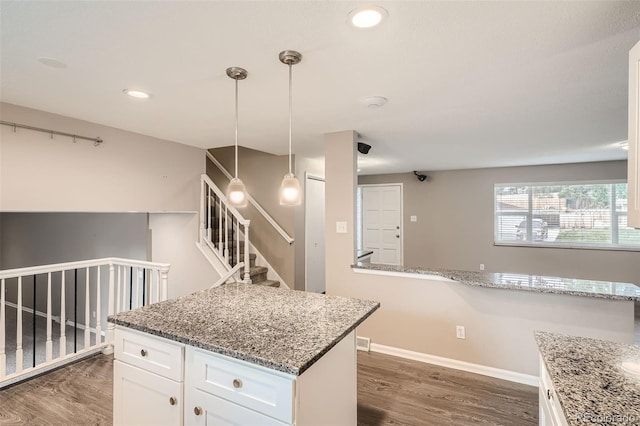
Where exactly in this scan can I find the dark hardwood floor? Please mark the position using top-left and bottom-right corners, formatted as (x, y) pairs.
(0, 351), (538, 426)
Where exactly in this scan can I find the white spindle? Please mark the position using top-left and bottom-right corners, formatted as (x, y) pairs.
(84, 268), (90, 348)
(224, 206), (229, 261)
(243, 223), (251, 283)
(0, 278), (6, 379)
(46, 272), (52, 362)
(16, 276), (23, 373)
(218, 197), (223, 253)
(121, 266), (127, 312)
(95, 266), (101, 345)
(207, 186), (212, 241)
(116, 265), (121, 313)
(131, 268), (141, 309)
(60, 271), (66, 358)
(104, 263), (115, 355)
(200, 177), (206, 244)
(161, 268), (169, 301)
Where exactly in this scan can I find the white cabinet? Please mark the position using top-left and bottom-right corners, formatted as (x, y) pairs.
(113, 326), (357, 426)
(628, 40), (640, 228)
(538, 355), (568, 426)
(113, 327), (185, 426)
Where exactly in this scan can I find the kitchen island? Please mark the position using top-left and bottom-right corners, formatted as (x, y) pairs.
(536, 331), (640, 425)
(108, 283), (379, 425)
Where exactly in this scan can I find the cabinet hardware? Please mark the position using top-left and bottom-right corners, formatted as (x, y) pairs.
(233, 379), (243, 389)
(547, 389), (552, 400)
(194, 406), (203, 416)
(169, 397), (177, 406)
(396, 235), (400, 238)
(140, 349), (148, 357)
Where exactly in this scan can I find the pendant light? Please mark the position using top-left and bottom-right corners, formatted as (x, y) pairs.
(279, 50), (302, 206)
(226, 66), (248, 208)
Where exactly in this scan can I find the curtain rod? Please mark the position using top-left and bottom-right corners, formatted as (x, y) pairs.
(0, 120), (104, 146)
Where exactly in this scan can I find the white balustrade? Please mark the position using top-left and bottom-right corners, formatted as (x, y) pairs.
(200, 174), (252, 284)
(0, 257), (170, 387)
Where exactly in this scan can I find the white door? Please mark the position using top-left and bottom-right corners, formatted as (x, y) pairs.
(305, 175), (326, 293)
(360, 184), (403, 265)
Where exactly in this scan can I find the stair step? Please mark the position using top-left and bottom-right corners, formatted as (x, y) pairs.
(254, 279), (280, 288)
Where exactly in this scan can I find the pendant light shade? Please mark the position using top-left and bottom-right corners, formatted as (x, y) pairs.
(279, 50), (302, 206)
(226, 66), (248, 208)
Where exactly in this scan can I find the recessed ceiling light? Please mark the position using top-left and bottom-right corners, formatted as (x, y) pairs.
(620, 141), (629, 150)
(37, 57), (67, 69)
(123, 89), (151, 99)
(348, 6), (388, 29)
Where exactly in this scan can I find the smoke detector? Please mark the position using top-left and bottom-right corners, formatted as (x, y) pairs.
(360, 96), (388, 108)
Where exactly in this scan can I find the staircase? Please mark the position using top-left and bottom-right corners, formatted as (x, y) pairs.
(199, 174), (282, 288)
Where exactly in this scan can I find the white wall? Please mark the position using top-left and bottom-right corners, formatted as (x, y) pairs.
(1, 102), (203, 212)
(325, 130), (635, 377)
(1, 103), (220, 297)
(149, 213), (219, 299)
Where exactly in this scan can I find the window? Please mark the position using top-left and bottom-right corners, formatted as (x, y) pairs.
(494, 181), (640, 250)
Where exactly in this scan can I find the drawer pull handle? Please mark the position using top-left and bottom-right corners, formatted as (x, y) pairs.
(140, 349), (148, 357)
(169, 397), (177, 406)
(233, 379), (243, 389)
(194, 406), (203, 416)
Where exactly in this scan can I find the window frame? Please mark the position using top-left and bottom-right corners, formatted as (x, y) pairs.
(493, 179), (640, 252)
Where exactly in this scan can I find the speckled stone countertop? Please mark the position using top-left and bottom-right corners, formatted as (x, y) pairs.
(535, 332), (640, 425)
(353, 263), (640, 301)
(108, 283), (379, 376)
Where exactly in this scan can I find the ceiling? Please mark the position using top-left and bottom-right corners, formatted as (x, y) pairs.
(2, 1), (640, 175)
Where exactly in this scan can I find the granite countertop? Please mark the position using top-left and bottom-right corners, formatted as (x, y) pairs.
(108, 283), (379, 376)
(352, 263), (640, 301)
(535, 331), (640, 425)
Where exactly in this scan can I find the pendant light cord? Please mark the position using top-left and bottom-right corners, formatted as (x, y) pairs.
(235, 78), (239, 179)
(288, 63), (292, 175)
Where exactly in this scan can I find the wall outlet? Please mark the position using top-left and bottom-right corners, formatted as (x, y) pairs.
(456, 325), (466, 339)
(479, 263), (485, 271)
(410, 215), (417, 222)
(336, 221), (348, 234)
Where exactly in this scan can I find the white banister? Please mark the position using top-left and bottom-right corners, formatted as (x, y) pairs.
(0, 257), (170, 387)
(205, 153), (295, 245)
(200, 174), (252, 283)
(211, 262), (245, 288)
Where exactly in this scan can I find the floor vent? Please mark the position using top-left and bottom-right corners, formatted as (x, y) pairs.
(356, 336), (371, 352)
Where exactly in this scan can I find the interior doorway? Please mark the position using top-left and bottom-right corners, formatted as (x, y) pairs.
(305, 174), (326, 293)
(358, 184), (403, 265)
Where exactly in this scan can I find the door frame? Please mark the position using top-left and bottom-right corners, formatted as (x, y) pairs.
(357, 183), (404, 266)
(305, 172), (326, 292)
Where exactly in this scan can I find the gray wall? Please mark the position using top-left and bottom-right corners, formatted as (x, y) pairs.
(207, 146), (296, 288)
(0, 212), (149, 327)
(327, 132), (635, 377)
(359, 160), (640, 284)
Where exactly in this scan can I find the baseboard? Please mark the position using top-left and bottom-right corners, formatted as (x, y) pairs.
(368, 342), (539, 387)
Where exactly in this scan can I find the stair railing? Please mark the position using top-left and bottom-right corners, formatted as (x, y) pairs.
(206, 151), (294, 244)
(0, 257), (170, 388)
(200, 174), (251, 283)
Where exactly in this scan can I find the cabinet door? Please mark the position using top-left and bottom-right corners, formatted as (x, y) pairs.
(628, 40), (640, 228)
(114, 360), (183, 426)
(185, 387), (288, 426)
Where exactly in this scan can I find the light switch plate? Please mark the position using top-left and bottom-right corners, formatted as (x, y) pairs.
(410, 215), (417, 222)
(336, 221), (348, 233)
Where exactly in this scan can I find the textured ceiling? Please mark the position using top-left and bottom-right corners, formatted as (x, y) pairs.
(1, 1), (640, 174)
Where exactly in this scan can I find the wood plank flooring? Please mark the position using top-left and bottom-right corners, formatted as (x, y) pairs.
(357, 352), (537, 426)
(0, 351), (538, 426)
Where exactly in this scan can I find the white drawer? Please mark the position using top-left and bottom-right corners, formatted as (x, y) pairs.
(115, 327), (184, 382)
(114, 360), (183, 426)
(186, 387), (288, 426)
(186, 347), (295, 424)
